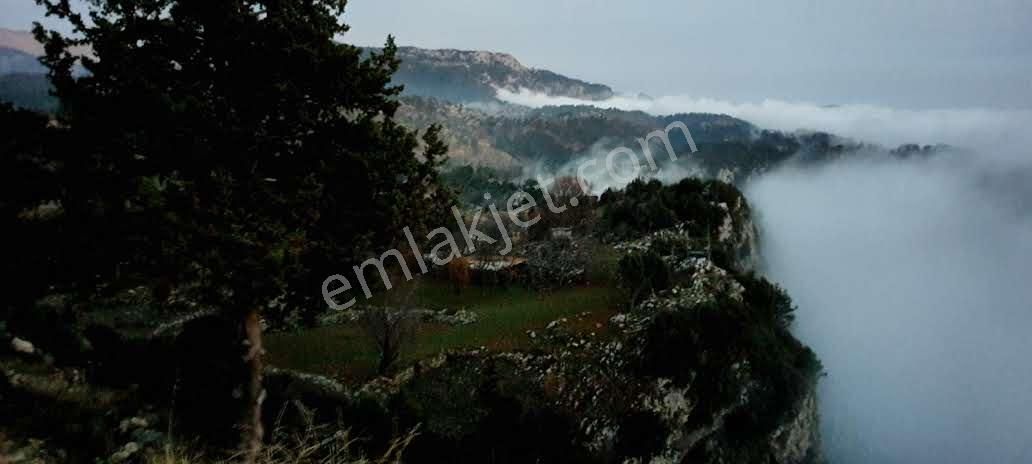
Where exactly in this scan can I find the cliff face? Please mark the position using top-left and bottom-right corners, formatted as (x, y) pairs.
(719, 194), (762, 272)
(769, 386), (821, 464)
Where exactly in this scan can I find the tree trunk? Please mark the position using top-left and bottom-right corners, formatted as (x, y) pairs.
(241, 309), (265, 464)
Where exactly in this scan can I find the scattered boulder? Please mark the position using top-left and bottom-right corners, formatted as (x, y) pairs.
(319, 306), (479, 327)
(109, 441), (139, 463)
(11, 337), (35, 355)
(6, 300), (90, 364)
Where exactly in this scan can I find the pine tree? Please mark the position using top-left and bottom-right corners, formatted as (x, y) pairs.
(29, 0), (452, 459)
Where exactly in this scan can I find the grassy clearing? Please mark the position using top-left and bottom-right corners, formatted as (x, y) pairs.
(266, 281), (622, 381)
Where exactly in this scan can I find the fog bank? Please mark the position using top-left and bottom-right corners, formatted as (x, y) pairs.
(747, 154), (1032, 463)
(496, 89), (1032, 161)
(518, 138), (703, 196)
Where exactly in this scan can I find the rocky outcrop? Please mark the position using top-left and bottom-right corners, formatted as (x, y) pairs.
(266, 253), (821, 464)
(769, 387), (821, 464)
(720, 195), (762, 271)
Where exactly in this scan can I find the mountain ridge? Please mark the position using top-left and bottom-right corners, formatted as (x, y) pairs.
(376, 46), (615, 103)
(0, 47), (46, 75)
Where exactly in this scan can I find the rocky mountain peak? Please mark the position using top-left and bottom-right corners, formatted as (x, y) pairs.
(398, 47), (527, 71)
(387, 45), (614, 103)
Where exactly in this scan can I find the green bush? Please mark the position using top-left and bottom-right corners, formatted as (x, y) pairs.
(618, 251), (671, 303)
(599, 177), (748, 243)
(738, 272), (796, 330)
(584, 242), (621, 285)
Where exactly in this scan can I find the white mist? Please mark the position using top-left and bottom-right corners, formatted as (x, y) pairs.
(747, 154), (1032, 463)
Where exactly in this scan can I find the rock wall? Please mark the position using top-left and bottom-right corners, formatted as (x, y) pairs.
(768, 385), (822, 464)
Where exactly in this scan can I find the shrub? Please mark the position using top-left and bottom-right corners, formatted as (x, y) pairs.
(584, 242), (621, 285)
(598, 177), (751, 249)
(618, 251), (671, 303)
(738, 272), (796, 330)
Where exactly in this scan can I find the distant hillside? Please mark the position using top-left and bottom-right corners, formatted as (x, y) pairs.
(398, 97), (758, 168)
(0, 73), (55, 112)
(380, 46), (614, 103)
(0, 29), (74, 112)
(394, 97), (933, 182)
(397, 96), (523, 169)
(0, 48), (45, 75)
(488, 106), (756, 164)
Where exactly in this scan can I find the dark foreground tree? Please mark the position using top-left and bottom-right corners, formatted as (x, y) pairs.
(0, 103), (62, 321)
(30, 0), (452, 460)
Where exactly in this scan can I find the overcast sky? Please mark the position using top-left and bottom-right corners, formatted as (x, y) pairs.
(3, 0), (1030, 109)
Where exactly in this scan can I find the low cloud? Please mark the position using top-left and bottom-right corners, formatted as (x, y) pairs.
(518, 138), (702, 195)
(496, 88), (1032, 164)
(748, 153), (1032, 464)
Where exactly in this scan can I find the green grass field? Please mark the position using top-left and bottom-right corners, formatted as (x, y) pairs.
(266, 280), (622, 381)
